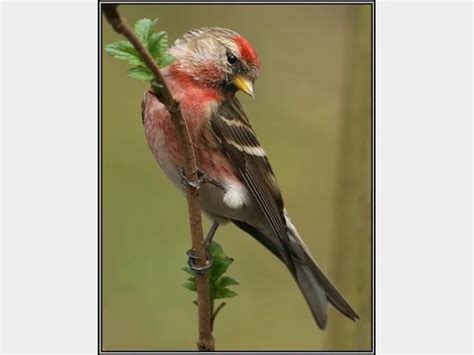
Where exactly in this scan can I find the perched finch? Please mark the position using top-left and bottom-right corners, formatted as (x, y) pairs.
(141, 27), (359, 329)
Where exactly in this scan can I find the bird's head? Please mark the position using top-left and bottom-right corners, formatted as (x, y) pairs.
(169, 27), (261, 97)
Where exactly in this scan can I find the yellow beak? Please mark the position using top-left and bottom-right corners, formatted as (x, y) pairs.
(232, 75), (254, 98)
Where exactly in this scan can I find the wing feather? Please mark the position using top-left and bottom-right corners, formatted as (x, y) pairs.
(210, 98), (296, 274)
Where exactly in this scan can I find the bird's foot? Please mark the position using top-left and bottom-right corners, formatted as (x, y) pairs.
(179, 168), (224, 190)
(186, 248), (213, 274)
(179, 168), (207, 190)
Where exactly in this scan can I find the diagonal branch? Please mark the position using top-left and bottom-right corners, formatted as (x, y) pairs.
(102, 4), (215, 351)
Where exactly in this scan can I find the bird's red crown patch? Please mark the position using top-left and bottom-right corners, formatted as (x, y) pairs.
(234, 35), (260, 68)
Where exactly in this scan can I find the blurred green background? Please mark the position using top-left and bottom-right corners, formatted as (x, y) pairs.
(102, 4), (372, 351)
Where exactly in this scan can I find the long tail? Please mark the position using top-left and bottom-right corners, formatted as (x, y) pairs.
(232, 217), (359, 330)
(293, 247), (360, 329)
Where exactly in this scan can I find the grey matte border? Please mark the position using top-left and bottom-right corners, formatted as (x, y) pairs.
(98, 1), (375, 354)
(99, 352), (374, 354)
(100, 0), (374, 3)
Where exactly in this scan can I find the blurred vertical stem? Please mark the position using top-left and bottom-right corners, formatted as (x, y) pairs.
(102, 5), (215, 351)
(326, 6), (372, 350)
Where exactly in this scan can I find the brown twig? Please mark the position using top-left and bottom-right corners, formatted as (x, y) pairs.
(102, 5), (215, 351)
(211, 302), (226, 331)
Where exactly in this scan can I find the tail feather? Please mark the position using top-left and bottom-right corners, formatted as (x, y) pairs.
(294, 261), (329, 329)
(286, 215), (360, 326)
(303, 253), (360, 322)
(232, 218), (359, 329)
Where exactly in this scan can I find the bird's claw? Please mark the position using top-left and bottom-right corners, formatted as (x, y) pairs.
(179, 168), (206, 190)
(179, 168), (224, 190)
(186, 248), (213, 274)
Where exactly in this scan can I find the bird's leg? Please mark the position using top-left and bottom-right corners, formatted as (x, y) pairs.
(179, 168), (224, 190)
(186, 221), (220, 274)
(203, 220), (220, 247)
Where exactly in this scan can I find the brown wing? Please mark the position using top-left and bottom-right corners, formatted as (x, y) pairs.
(210, 98), (296, 274)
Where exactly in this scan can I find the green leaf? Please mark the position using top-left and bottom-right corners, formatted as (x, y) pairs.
(148, 31), (167, 57)
(148, 31), (174, 68)
(214, 288), (238, 299)
(209, 241), (225, 258)
(127, 66), (154, 81)
(216, 276), (239, 287)
(106, 17), (175, 83)
(181, 241), (238, 304)
(134, 18), (157, 44)
(105, 41), (143, 66)
(182, 281), (197, 292)
(157, 53), (174, 68)
(210, 255), (233, 283)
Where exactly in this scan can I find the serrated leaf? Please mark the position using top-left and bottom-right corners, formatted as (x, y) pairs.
(209, 241), (225, 258)
(148, 31), (167, 58)
(181, 241), (238, 301)
(216, 276), (239, 287)
(105, 41), (143, 66)
(214, 288), (238, 299)
(127, 66), (154, 81)
(157, 53), (174, 68)
(106, 17), (174, 83)
(210, 256), (233, 283)
(182, 281), (197, 292)
(134, 18), (157, 44)
(155, 31), (168, 55)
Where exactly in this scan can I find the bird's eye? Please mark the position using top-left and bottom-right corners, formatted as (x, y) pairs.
(227, 53), (238, 65)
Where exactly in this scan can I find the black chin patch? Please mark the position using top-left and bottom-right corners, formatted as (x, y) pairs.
(221, 79), (236, 93)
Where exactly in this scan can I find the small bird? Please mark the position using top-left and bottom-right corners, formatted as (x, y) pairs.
(141, 27), (359, 329)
